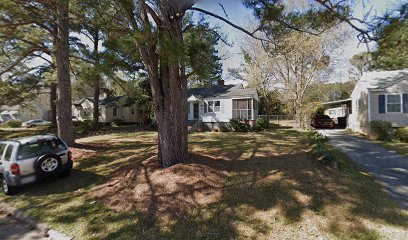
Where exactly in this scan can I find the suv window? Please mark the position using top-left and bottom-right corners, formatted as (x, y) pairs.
(0, 143), (6, 160)
(4, 145), (14, 162)
(17, 139), (67, 160)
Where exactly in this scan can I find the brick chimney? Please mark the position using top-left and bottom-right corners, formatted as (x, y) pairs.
(217, 79), (225, 86)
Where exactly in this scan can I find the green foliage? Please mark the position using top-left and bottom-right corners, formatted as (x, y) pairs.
(0, 119), (22, 128)
(369, 121), (393, 141)
(308, 131), (335, 165)
(184, 17), (223, 87)
(75, 120), (94, 135)
(229, 119), (251, 132)
(372, 4), (408, 70)
(396, 126), (408, 142)
(256, 118), (270, 130)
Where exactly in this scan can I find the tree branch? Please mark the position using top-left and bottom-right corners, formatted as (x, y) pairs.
(190, 7), (274, 44)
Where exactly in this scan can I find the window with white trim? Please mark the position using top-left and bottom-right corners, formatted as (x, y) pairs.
(386, 94), (401, 113)
(207, 101), (221, 113)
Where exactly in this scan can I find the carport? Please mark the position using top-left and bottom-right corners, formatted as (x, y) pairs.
(320, 99), (352, 128)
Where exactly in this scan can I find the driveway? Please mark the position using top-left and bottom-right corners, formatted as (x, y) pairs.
(319, 129), (408, 209)
(0, 209), (48, 240)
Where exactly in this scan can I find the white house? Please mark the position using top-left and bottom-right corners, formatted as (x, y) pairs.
(0, 102), (50, 123)
(72, 96), (147, 123)
(187, 83), (259, 129)
(349, 69), (408, 134)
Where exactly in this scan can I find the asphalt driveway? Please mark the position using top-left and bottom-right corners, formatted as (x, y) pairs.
(319, 129), (408, 209)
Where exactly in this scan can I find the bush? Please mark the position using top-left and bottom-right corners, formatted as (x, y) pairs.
(308, 131), (336, 166)
(75, 120), (94, 135)
(396, 126), (408, 142)
(256, 118), (270, 130)
(1, 119), (22, 128)
(111, 119), (124, 127)
(369, 120), (393, 141)
(229, 119), (251, 132)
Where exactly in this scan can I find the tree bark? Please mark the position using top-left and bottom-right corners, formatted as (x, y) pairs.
(55, 0), (75, 146)
(50, 83), (57, 128)
(92, 30), (100, 129)
(137, 2), (189, 167)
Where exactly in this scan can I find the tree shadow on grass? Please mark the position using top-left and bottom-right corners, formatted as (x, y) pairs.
(2, 130), (407, 239)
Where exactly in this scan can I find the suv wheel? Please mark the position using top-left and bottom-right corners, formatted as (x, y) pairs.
(35, 154), (62, 176)
(1, 176), (15, 195)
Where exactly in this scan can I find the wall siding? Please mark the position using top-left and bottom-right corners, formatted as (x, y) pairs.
(370, 80), (408, 127)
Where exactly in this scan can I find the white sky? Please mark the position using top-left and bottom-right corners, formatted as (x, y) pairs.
(194, 0), (402, 83)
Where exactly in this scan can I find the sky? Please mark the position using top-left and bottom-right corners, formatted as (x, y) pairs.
(193, 0), (402, 83)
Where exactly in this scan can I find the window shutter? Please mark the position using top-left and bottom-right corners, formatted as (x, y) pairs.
(403, 94), (408, 113)
(379, 95), (385, 113)
(204, 102), (207, 113)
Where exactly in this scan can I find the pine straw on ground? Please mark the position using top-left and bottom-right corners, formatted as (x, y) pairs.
(90, 154), (229, 217)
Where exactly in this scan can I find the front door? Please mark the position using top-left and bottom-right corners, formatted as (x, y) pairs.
(193, 103), (199, 119)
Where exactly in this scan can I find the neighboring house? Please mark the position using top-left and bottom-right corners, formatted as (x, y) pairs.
(0, 103), (50, 123)
(187, 82), (259, 130)
(72, 95), (147, 123)
(349, 69), (408, 134)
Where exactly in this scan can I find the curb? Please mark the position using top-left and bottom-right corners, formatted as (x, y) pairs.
(0, 202), (72, 240)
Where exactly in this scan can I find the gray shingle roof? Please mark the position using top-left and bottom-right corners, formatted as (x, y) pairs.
(360, 69), (408, 89)
(187, 84), (257, 99)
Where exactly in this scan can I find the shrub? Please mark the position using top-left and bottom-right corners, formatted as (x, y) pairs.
(307, 130), (329, 145)
(369, 120), (393, 141)
(1, 119), (22, 128)
(229, 119), (251, 132)
(308, 130), (336, 166)
(256, 118), (270, 130)
(396, 126), (408, 142)
(219, 125), (231, 132)
(111, 119), (124, 127)
(75, 120), (94, 135)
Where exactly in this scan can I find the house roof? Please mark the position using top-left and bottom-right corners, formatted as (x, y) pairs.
(73, 96), (125, 107)
(100, 96), (125, 106)
(359, 69), (408, 90)
(187, 84), (257, 99)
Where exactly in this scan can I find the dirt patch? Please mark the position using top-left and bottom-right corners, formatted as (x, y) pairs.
(91, 153), (229, 218)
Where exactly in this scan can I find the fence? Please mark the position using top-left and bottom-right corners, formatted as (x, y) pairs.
(258, 114), (298, 128)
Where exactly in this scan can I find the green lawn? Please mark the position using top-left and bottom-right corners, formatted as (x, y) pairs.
(375, 140), (408, 157)
(0, 129), (407, 240)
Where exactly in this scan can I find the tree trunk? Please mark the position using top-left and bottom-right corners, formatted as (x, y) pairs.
(92, 30), (100, 129)
(55, 0), (75, 146)
(138, 3), (189, 167)
(50, 83), (57, 128)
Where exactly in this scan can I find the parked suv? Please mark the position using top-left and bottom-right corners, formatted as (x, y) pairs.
(0, 135), (73, 195)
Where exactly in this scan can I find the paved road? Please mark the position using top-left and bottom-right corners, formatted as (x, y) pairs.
(319, 129), (408, 209)
(0, 209), (48, 240)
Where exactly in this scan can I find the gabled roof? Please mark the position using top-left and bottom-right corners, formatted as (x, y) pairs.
(187, 84), (257, 99)
(359, 69), (408, 90)
(100, 96), (125, 106)
(73, 96), (125, 107)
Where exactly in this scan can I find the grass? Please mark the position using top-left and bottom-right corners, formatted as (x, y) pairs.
(374, 140), (408, 157)
(0, 126), (55, 140)
(0, 129), (407, 240)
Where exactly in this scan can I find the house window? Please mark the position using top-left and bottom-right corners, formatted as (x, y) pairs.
(207, 101), (221, 113)
(113, 107), (118, 116)
(131, 109), (135, 115)
(233, 99), (252, 120)
(386, 94), (401, 113)
(329, 110), (336, 115)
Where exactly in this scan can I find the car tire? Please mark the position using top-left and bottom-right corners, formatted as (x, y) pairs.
(1, 176), (15, 195)
(35, 154), (62, 176)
